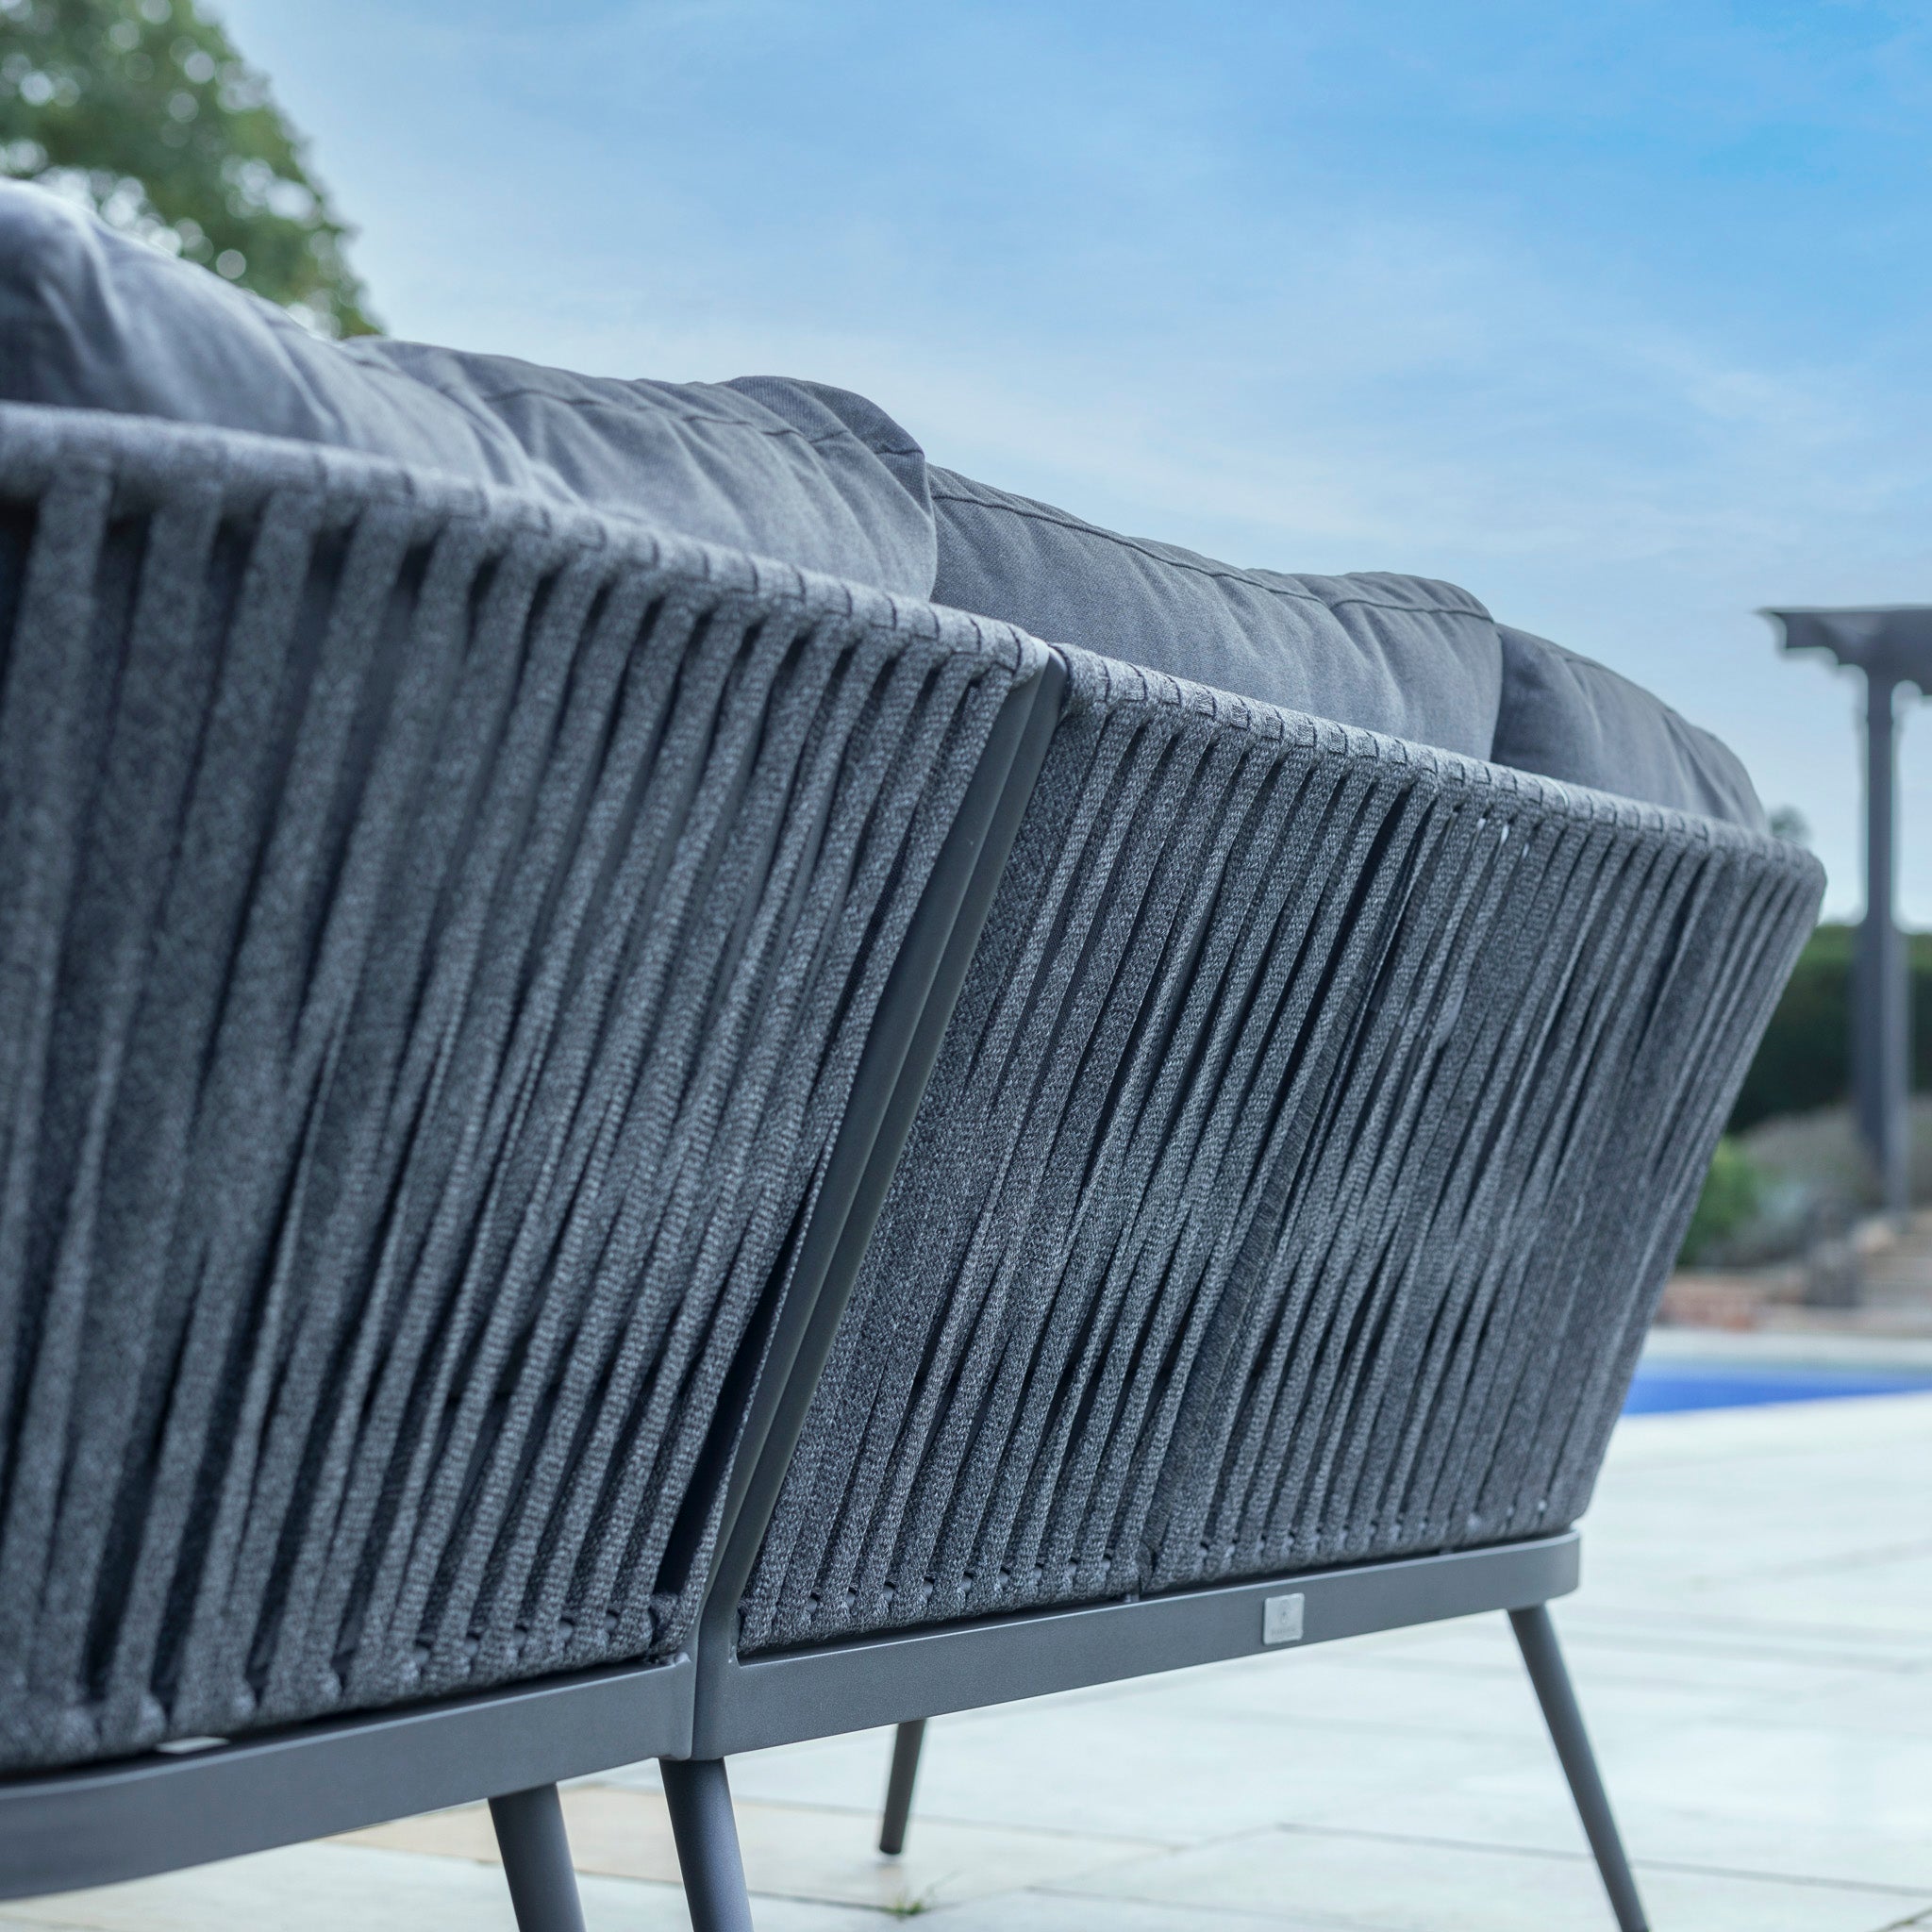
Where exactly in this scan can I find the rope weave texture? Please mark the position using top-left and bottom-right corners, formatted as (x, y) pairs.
(0, 409), (1040, 1768)
(742, 652), (1822, 1652)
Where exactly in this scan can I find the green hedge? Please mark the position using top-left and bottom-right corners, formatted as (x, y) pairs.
(1679, 1138), (1763, 1264)
(1729, 922), (1932, 1131)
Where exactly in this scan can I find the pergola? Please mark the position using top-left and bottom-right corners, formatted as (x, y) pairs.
(1765, 606), (1932, 1212)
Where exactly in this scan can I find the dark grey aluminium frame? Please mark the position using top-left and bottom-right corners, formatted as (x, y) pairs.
(695, 1539), (1645, 1932)
(0, 1651), (691, 1907)
(0, 604), (1067, 1924)
(670, 836), (1655, 1932)
(0, 406), (1818, 1932)
(668, 1282), (1648, 1932)
(0, 574), (1658, 1932)
(638, 691), (1807, 1932)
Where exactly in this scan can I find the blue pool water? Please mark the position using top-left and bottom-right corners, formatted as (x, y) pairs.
(1624, 1361), (1932, 1414)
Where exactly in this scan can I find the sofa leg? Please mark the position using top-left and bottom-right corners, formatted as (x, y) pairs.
(490, 1784), (588, 1932)
(662, 1757), (755, 1932)
(878, 1718), (926, 1855)
(1508, 1605), (1649, 1932)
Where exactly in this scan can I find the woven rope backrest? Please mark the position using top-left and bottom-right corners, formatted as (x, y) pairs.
(0, 409), (1041, 1768)
(742, 650), (1821, 1652)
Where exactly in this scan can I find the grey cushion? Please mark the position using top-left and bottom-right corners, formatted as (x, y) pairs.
(0, 181), (936, 595)
(929, 467), (1504, 759)
(1494, 625), (1765, 831)
(1, 183), (1766, 831)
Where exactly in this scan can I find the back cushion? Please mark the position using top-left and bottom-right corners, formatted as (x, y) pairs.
(1494, 625), (1766, 831)
(0, 182), (936, 596)
(929, 467), (1505, 759)
(0, 182), (1767, 831)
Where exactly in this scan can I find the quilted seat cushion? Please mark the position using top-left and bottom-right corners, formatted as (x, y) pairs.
(929, 466), (1504, 760)
(0, 180), (1765, 829)
(0, 181), (936, 596)
(1493, 625), (1765, 831)
(928, 467), (1765, 828)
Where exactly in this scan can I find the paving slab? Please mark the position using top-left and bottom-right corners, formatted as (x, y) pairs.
(720, 1682), (1554, 1845)
(344, 1783), (1155, 1913)
(0, 1842), (878, 1932)
(1044, 1824), (1932, 1932)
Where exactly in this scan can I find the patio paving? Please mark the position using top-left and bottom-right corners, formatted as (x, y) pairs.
(5, 1377), (1929, 1931)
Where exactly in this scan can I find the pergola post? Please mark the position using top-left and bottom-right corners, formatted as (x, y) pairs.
(1858, 672), (1909, 1213)
(1766, 607), (1932, 1218)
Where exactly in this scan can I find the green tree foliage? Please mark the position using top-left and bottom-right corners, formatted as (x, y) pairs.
(0, 0), (375, 335)
(1679, 1137), (1762, 1266)
(1729, 920), (1932, 1132)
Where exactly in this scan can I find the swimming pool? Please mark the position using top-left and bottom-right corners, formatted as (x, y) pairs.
(1624, 1360), (1932, 1413)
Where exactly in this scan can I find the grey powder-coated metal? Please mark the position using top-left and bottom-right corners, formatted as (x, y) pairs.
(869, 1596), (1647, 1919)
(1511, 1605), (1649, 1932)
(0, 1654), (689, 1899)
(877, 1717), (925, 1856)
(699, 1532), (1578, 1757)
(661, 1757), (756, 1932)
(694, 655), (1068, 1643)
(490, 1784), (589, 1932)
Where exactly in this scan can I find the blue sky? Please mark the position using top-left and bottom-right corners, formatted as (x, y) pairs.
(222, 0), (1932, 920)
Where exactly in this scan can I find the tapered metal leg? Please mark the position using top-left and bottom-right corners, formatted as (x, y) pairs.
(661, 1757), (755, 1932)
(1509, 1606), (1649, 1932)
(489, 1784), (588, 1932)
(878, 1718), (926, 1856)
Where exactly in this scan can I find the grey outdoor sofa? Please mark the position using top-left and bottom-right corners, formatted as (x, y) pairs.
(0, 400), (1821, 1932)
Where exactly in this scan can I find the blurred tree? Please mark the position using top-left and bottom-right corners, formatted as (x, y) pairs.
(1730, 920), (1932, 1131)
(0, 0), (375, 335)
(1678, 1137), (1761, 1266)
